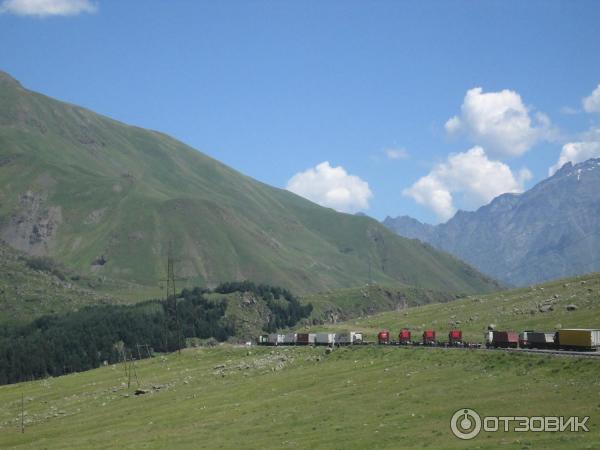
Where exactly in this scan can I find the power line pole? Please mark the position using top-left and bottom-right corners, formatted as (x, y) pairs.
(160, 242), (185, 354)
(130, 350), (140, 387)
(124, 349), (140, 388)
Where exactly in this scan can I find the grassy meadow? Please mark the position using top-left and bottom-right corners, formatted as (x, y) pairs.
(0, 345), (599, 449)
(1, 259), (599, 448)
(302, 272), (600, 344)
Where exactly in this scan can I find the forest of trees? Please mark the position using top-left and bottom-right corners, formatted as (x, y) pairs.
(0, 282), (312, 385)
(213, 281), (313, 331)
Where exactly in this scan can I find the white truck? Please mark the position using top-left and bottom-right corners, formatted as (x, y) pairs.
(283, 333), (297, 345)
(267, 333), (285, 346)
(315, 333), (336, 345)
(334, 331), (364, 345)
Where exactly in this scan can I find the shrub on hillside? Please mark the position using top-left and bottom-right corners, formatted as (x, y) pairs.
(22, 256), (68, 280)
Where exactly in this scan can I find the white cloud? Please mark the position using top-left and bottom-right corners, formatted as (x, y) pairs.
(403, 147), (531, 222)
(403, 174), (455, 223)
(548, 128), (600, 175)
(286, 161), (373, 213)
(385, 148), (409, 160)
(583, 84), (600, 113)
(444, 115), (461, 134)
(560, 106), (579, 115)
(0, 0), (97, 16)
(445, 87), (552, 159)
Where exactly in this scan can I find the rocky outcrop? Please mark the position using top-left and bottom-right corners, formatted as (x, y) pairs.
(1, 191), (62, 256)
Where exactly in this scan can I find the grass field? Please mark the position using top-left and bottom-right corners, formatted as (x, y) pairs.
(1, 272), (600, 448)
(302, 283), (462, 324)
(302, 272), (600, 344)
(0, 345), (598, 449)
(0, 241), (165, 324)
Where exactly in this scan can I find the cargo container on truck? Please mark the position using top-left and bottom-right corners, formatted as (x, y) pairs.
(556, 329), (600, 351)
(486, 331), (518, 348)
(519, 331), (555, 349)
(335, 331), (363, 345)
(315, 333), (335, 345)
(283, 333), (297, 345)
(268, 333), (285, 346)
(296, 333), (316, 345)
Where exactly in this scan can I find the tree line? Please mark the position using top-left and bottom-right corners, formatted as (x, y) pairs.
(0, 282), (312, 385)
(213, 281), (313, 331)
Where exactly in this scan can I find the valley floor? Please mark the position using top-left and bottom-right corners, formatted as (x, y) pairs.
(1, 345), (599, 449)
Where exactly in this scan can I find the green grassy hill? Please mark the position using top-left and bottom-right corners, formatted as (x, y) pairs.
(304, 272), (600, 343)
(0, 240), (127, 324)
(302, 283), (462, 324)
(0, 345), (598, 449)
(0, 71), (499, 296)
(1, 273), (599, 449)
(0, 239), (173, 324)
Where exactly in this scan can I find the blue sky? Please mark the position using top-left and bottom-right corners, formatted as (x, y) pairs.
(1, 1), (600, 223)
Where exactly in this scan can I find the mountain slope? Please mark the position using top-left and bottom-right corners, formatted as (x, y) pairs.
(0, 71), (499, 295)
(302, 284), (462, 324)
(384, 158), (600, 286)
(0, 240), (119, 324)
(321, 271), (600, 344)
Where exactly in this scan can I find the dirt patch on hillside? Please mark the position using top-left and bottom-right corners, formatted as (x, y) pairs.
(1, 190), (62, 255)
(84, 207), (107, 225)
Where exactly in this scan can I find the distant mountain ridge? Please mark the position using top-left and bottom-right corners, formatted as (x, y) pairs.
(0, 71), (499, 295)
(384, 158), (600, 286)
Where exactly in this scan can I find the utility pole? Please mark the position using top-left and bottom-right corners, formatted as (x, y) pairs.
(123, 350), (140, 388)
(130, 350), (140, 387)
(121, 347), (130, 388)
(126, 352), (131, 389)
(160, 242), (185, 354)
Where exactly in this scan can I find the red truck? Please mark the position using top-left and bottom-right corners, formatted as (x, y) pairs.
(486, 330), (518, 348)
(398, 328), (411, 345)
(378, 330), (390, 345)
(423, 329), (436, 345)
(448, 329), (462, 346)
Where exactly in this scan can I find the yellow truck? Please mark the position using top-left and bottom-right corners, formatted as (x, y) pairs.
(556, 329), (600, 351)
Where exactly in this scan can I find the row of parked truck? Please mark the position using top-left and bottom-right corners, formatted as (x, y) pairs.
(258, 328), (600, 351)
(378, 328), (600, 351)
(257, 331), (364, 346)
(376, 329), (470, 346)
(486, 328), (600, 350)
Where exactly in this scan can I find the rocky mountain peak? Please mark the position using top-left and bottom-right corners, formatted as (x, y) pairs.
(384, 157), (600, 286)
